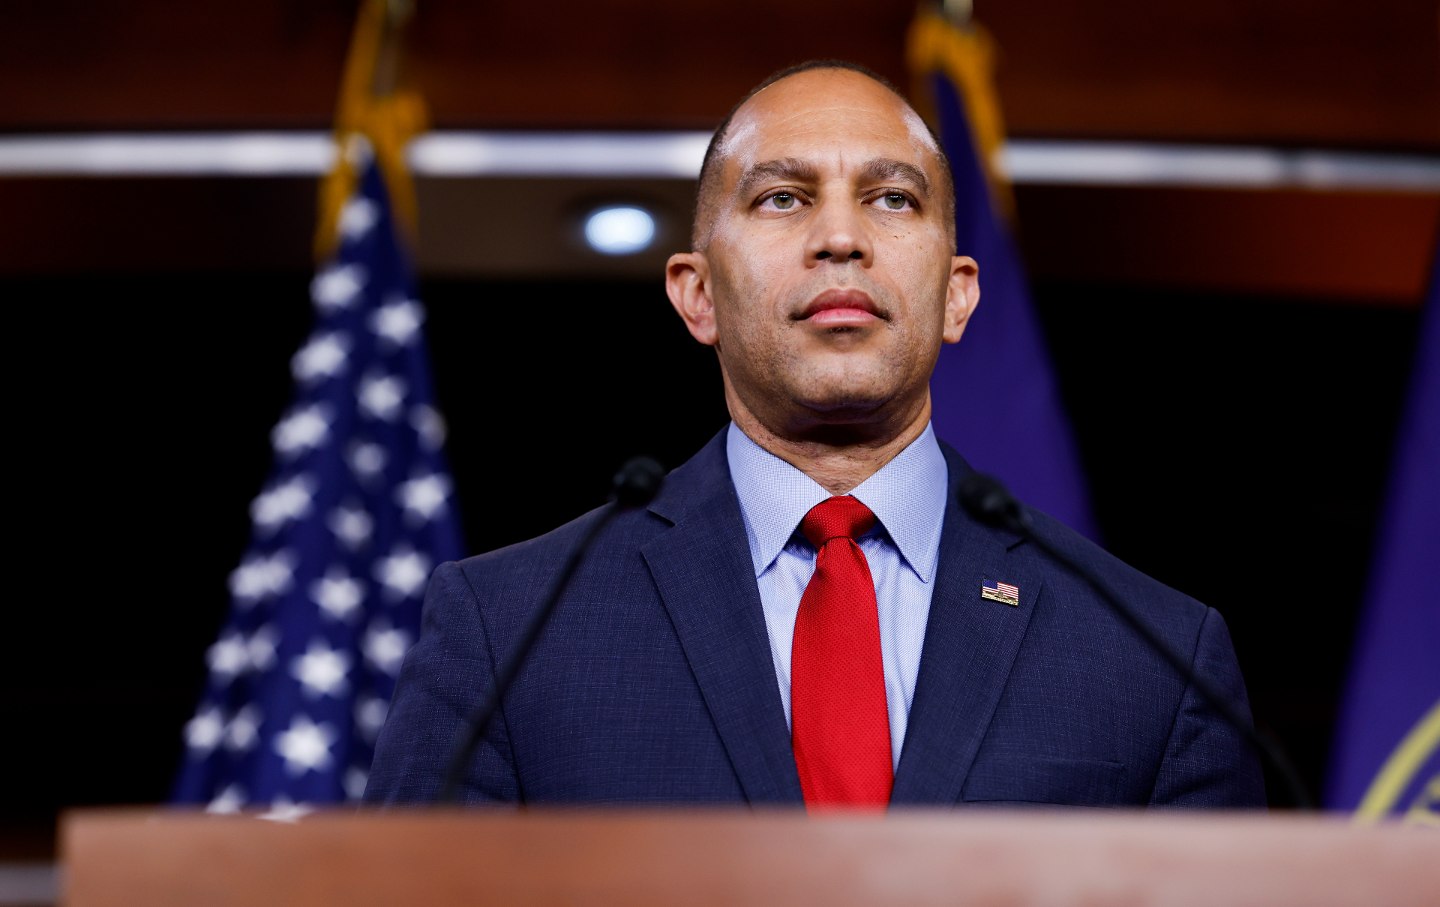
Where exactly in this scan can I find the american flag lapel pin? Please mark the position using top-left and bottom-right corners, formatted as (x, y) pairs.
(981, 579), (1020, 606)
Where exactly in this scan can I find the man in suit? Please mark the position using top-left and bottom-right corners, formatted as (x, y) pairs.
(366, 61), (1266, 808)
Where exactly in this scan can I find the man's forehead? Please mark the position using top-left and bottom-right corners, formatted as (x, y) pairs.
(715, 69), (940, 177)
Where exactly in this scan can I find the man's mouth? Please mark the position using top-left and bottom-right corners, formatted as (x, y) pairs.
(796, 289), (886, 326)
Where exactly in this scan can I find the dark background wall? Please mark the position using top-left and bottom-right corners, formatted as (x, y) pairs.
(2, 0), (1437, 859)
(6, 268), (1422, 843)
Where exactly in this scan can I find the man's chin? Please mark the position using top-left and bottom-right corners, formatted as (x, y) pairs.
(789, 393), (906, 437)
(800, 395), (888, 421)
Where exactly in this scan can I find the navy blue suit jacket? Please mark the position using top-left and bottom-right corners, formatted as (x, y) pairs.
(366, 430), (1266, 807)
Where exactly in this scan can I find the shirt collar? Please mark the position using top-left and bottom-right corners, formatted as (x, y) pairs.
(726, 421), (948, 583)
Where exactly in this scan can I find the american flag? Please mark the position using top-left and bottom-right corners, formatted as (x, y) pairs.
(172, 151), (464, 813)
(981, 579), (1020, 604)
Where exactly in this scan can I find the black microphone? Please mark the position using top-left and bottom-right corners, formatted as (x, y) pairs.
(958, 472), (1313, 810)
(435, 456), (666, 804)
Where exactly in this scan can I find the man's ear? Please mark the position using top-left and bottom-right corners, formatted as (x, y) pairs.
(942, 255), (980, 344)
(666, 252), (718, 346)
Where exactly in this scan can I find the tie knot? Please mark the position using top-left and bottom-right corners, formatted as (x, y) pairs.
(801, 496), (876, 548)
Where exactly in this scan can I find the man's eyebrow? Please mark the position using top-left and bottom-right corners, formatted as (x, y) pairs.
(733, 157), (933, 201)
(734, 158), (820, 199)
(860, 158), (931, 197)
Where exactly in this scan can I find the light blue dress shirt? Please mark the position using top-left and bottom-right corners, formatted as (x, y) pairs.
(726, 422), (949, 770)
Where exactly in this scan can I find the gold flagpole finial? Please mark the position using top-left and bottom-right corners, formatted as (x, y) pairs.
(942, 0), (973, 27)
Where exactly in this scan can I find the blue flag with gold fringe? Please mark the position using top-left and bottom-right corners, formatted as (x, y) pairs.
(1325, 241), (1440, 823)
(907, 8), (1096, 538)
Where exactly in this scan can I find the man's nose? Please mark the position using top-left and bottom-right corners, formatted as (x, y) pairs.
(805, 198), (873, 265)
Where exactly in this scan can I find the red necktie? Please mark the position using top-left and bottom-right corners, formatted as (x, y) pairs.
(790, 495), (892, 808)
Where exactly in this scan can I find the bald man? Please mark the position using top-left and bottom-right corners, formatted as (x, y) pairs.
(366, 61), (1266, 808)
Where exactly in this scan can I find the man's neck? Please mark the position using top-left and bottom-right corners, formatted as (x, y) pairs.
(730, 401), (932, 495)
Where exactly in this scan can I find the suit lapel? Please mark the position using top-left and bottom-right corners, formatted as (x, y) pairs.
(890, 449), (1042, 805)
(641, 433), (803, 804)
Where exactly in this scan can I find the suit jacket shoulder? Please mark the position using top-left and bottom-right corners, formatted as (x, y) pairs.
(907, 442), (1265, 808)
(366, 429), (803, 805)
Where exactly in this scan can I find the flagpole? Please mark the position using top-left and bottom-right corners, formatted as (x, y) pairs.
(369, 0), (414, 97)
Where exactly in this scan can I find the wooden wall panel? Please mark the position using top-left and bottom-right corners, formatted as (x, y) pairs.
(982, 0), (1440, 149)
(0, 1), (351, 128)
(3, 0), (1437, 147)
(1013, 186), (1440, 303)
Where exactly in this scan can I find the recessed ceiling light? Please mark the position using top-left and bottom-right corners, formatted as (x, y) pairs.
(583, 205), (656, 255)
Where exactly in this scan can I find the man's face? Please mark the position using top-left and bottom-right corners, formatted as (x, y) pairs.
(667, 68), (978, 442)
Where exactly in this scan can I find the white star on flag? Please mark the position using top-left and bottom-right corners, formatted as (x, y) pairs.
(354, 694), (388, 742)
(206, 632), (250, 680)
(375, 547), (431, 600)
(272, 404), (332, 457)
(247, 625), (280, 672)
(338, 196), (380, 240)
(291, 331), (350, 384)
(363, 622), (412, 676)
(258, 798), (315, 824)
(327, 503), (374, 549)
(398, 473), (451, 523)
(251, 475), (316, 532)
(310, 568), (365, 622)
(274, 716), (337, 776)
(347, 441), (388, 481)
(291, 641), (351, 698)
(310, 263), (366, 311)
(224, 705), (263, 753)
(229, 551), (297, 603)
(185, 707), (226, 754)
(370, 297), (423, 347)
(344, 767), (369, 800)
(206, 784), (247, 815)
(357, 373), (407, 421)
(410, 404), (447, 451)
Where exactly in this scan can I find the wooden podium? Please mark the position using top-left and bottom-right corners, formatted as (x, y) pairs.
(61, 808), (1437, 906)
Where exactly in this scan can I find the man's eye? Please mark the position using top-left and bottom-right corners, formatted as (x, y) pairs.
(765, 192), (798, 210)
(878, 192), (912, 211)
